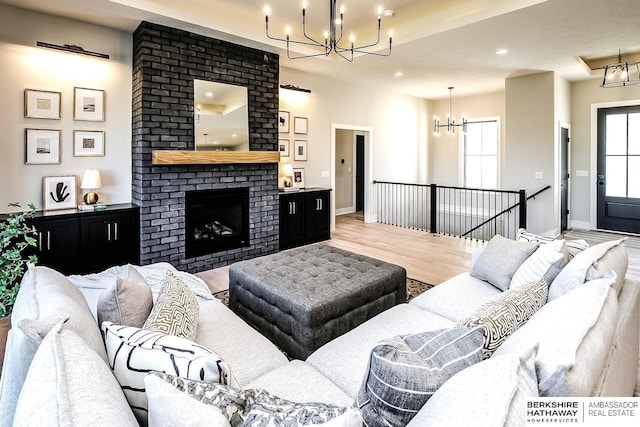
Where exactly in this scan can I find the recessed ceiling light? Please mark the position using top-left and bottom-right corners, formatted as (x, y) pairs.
(205, 92), (214, 97)
(394, 71), (403, 77)
(495, 49), (508, 56)
(383, 9), (395, 18)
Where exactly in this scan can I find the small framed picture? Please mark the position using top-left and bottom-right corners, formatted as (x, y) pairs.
(25, 129), (60, 165)
(294, 139), (307, 161)
(294, 116), (308, 134)
(292, 168), (305, 189)
(43, 175), (77, 211)
(74, 130), (105, 157)
(74, 87), (105, 121)
(24, 89), (61, 119)
(278, 139), (290, 157)
(279, 111), (290, 133)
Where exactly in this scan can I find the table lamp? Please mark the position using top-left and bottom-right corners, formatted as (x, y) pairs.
(283, 163), (294, 188)
(81, 169), (102, 204)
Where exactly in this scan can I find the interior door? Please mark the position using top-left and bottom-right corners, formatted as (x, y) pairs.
(560, 127), (569, 232)
(597, 106), (640, 233)
(356, 134), (365, 212)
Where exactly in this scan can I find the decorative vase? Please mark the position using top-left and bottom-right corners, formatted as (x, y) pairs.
(0, 316), (11, 373)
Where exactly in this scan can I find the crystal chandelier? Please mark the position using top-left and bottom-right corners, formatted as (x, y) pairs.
(600, 49), (640, 88)
(264, 0), (393, 62)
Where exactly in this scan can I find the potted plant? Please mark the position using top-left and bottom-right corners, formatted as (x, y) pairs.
(0, 203), (37, 369)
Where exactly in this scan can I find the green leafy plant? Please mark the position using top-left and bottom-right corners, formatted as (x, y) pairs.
(0, 203), (38, 317)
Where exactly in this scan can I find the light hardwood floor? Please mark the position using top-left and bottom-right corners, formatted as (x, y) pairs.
(195, 212), (486, 292)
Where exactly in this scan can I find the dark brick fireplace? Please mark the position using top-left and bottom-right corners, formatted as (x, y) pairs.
(132, 22), (280, 272)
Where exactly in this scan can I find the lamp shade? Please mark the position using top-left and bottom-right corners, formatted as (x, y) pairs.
(283, 163), (294, 175)
(81, 169), (102, 190)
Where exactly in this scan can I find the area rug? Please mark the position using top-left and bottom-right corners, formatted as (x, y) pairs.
(213, 277), (434, 306)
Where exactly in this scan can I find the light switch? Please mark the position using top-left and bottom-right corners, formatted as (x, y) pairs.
(535, 172), (543, 179)
(575, 170), (588, 177)
(321, 171), (330, 178)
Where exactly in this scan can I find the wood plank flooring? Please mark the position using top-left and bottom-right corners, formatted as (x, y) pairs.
(195, 212), (486, 292)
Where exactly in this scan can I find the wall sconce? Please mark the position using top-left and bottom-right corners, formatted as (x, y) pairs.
(280, 84), (312, 93)
(36, 41), (110, 60)
(81, 169), (102, 204)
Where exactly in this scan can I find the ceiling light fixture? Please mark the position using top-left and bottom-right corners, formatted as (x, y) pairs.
(264, 1), (393, 62)
(433, 87), (493, 135)
(495, 49), (508, 55)
(600, 49), (640, 88)
(36, 42), (109, 59)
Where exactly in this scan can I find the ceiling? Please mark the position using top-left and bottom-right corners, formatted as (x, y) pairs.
(3, 0), (640, 99)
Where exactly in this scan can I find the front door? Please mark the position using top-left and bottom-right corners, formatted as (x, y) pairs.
(597, 106), (640, 233)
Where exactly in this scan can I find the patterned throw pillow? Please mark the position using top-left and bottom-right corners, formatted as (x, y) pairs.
(356, 327), (484, 426)
(143, 271), (199, 340)
(102, 322), (237, 425)
(457, 278), (547, 358)
(516, 228), (588, 259)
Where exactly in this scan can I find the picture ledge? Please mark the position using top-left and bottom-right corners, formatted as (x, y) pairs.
(151, 150), (281, 165)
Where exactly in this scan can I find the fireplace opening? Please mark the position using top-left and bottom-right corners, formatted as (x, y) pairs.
(185, 188), (250, 258)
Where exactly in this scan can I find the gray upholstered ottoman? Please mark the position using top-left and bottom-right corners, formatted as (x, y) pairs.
(228, 243), (407, 359)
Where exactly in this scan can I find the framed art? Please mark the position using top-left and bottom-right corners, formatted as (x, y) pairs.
(25, 129), (60, 164)
(74, 130), (105, 157)
(278, 139), (290, 157)
(43, 175), (77, 211)
(294, 116), (308, 134)
(24, 89), (61, 119)
(292, 168), (305, 189)
(279, 110), (290, 133)
(294, 139), (307, 161)
(74, 87), (105, 121)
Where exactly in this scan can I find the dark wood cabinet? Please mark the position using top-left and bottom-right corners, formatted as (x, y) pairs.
(27, 204), (139, 275)
(279, 189), (331, 250)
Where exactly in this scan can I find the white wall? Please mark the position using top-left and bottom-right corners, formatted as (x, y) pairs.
(0, 4), (132, 211)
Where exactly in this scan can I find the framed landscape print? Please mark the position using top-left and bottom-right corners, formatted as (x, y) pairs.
(292, 168), (305, 189)
(25, 129), (60, 164)
(279, 139), (290, 157)
(74, 87), (105, 121)
(279, 111), (290, 133)
(24, 89), (61, 119)
(294, 139), (307, 161)
(43, 175), (77, 211)
(294, 116), (308, 134)
(74, 130), (105, 157)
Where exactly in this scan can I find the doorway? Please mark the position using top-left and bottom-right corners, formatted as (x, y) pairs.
(596, 105), (640, 234)
(559, 126), (569, 232)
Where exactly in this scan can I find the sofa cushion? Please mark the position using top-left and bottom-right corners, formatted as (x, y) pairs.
(142, 271), (199, 340)
(549, 239), (625, 301)
(102, 322), (237, 425)
(307, 303), (455, 399)
(510, 240), (565, 289)
(13, 319), (137, 427)
(470, 235), (538, 291)
(356, 327), (484, 427)
(586, 242), (628, 295)
(408, 345), (538, 427)
(494, 274), (617, 396)
(0, 266), (107, 425)
(457, 277), (548, 358)
(409, 273), (502, 322)
(97, 269), (153, 328)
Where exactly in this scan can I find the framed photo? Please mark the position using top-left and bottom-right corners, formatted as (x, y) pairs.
(74, 87), (105, 121)
(43, 175), (77, 211)
(74, 130), (105, 157)
(294, 139), (307, 161)
(278, 139), (290, 157)
(279, 111), (290, 133)
(25, 129), (60, 164)
(294, 116), (308, 134)
(24, 89), (61, 119)
(292, 168), (305, 189)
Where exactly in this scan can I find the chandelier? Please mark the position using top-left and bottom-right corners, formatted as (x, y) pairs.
(264, 1), (393, 62)
(600, 49), (640, 88)
(433, 87), (494, 135)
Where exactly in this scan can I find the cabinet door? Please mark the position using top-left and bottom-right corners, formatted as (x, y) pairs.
(279, 193), (305, 250)
(80, 211), (139, 273)
(304, 191), (331, 243)
(30, 218), (81, 275)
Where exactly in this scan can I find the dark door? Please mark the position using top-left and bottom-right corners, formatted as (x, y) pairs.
(30, 218), (80, 274)
(597, 106), (640, 233)
(560, 127), (569, 232)
(356, 135), (365, 212)
(279, 193), (305, 250)
(80, 211), (139, 273)
(305, 191), (331, 242)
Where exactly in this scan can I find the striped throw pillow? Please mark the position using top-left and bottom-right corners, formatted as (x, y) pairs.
(511, 240), (565, 289)
(356, 328), (484, 426)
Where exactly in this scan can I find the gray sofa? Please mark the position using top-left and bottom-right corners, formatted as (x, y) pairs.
(1, 237), (638, 426)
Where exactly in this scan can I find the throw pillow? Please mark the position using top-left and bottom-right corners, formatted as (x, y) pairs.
(548, 239), (625, 301)
(142, 271), (199, 340)
(457, 278), (548, 358)
(494, 274), (617, 396)
(470, 235), (539, 291)
(510, 240), (565, 289)
(516, 228), (588, 259)
(356, 327), (484, 426)
(410, 345), (538, 427)
(102, 322), (237, 425)
(585, 243), (628, 295)
(97, 276), (153, 328)
(13, 319), (138, 427)
(516, 228), (554, 244)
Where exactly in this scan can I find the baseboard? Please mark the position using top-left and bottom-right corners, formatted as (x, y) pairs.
(335, 207), (356, 216)
(570, 220), (593, 230)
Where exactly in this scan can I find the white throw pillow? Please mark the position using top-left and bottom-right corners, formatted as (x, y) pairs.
(511, 239), (565, 289)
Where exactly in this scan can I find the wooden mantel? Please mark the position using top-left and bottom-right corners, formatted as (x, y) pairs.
(152, 150), (281, 165)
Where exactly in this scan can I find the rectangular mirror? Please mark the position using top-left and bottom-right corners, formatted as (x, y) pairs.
(194, 80), (249, 151)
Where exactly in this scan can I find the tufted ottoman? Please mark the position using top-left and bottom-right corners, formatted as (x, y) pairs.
(228, 243), (406, 359)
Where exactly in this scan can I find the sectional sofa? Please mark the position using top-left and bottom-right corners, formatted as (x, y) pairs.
(0, 234), (637, 426)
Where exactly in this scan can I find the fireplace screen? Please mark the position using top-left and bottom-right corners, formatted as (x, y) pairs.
(185, 188), (250, 258)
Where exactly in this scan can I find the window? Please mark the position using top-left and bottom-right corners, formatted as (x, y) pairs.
(461, 118), (499, 189)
